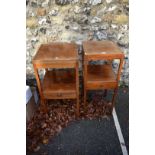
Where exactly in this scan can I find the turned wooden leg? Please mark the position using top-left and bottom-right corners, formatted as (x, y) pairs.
(111, 87), (118, 113)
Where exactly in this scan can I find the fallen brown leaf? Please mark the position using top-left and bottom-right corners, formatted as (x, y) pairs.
(27, 95), (112, 153)
(33, 146), (40, 152)
(42, 138), (48, 144)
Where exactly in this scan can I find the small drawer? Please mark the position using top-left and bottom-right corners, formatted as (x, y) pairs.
(43, 91), (76, 99)
(86, 81), (117, 90)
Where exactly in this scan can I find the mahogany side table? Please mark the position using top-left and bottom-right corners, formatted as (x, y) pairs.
(83, 40), (124, 113)
(32, 42), (79, 116)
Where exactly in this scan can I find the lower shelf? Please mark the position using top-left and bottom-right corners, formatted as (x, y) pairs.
(86, 64), (117, 89)
(42, 69), (77, 99)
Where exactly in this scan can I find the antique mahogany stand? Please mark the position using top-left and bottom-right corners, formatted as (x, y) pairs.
(32, 43), (79, 116)
(83, 41), (124, 113)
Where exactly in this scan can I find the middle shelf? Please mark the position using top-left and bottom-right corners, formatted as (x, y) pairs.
(86, 64), (117, 90)
(42, 69), (76, 99)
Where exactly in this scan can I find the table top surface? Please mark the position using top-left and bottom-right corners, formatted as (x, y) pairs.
(33, 42), (78, 63)
(83, 40), (123, 56)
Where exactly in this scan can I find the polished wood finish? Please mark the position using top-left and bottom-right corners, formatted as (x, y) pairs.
(33, 64), (44, 103)
(83, 41), (124, 113)
(33, 43), (78, 64)
(42, 69), (76, 99)
(83, 40), (124, 60)
(86, 64), (117, 89)
(87, 64), (116, 83)
(33, 42), (79, 116)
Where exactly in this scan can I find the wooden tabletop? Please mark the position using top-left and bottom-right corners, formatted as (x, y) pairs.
(33, 42), (78, 64)
(83, 41), (124, 60)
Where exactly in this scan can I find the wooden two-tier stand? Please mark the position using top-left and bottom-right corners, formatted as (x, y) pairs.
(32, 43), (79, 116)
(83, 41), (124, 113)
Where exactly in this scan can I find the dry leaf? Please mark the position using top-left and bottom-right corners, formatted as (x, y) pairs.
(33, 146), (40, 152)
(42, 139), (48, 144)
(27, 96), (111, 153)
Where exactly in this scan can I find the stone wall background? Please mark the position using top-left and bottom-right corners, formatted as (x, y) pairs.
(26, 0), (129, 85)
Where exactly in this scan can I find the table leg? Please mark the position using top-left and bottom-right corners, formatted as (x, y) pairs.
(33, 64), (46, 110)
(76, 62), (79, 117)
(84, 88), (86, 107)
(83, 61), (87, 108)
(110, 58), (124, 114)
(117, 58), (124, 82)
(40, 99), (48, 112)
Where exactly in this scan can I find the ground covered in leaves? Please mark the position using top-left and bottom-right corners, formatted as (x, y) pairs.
(27, 92), (112, 153)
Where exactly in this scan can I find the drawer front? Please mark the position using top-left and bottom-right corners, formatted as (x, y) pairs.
(86, 81), (117, 90)
(43, 92), (76, 99)
(34, 61), (76, 69)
